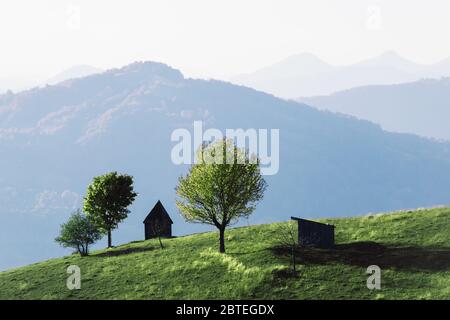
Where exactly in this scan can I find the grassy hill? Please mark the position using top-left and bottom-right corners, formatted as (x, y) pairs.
(1, 207), (450, 300)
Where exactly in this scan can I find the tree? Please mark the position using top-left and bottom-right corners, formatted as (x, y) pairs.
(151, 217), (165, 249)
(276, 221), (299, 276)
(55, 209), (102, 256)
(83, 171), (137, 248)
(176, 139), (267, 253)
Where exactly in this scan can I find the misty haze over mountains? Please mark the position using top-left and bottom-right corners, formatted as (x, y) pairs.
(300, 78), (450, 141)
(0, 65), (102, 95)
(1, 61), (450, 271)
(44, 65), (103, 86)
(232, 51), (450, 98)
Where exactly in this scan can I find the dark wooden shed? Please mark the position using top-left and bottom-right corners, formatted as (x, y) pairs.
(291, 217), (335, 249)
(143, 201), (173, 240)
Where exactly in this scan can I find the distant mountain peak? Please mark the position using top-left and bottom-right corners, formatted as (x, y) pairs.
(231, 52), (334, 93)
(378, 50), (403, 59)
(105, 61), (184, 81)
(45, 61), (184, 89)
(376, 50), (415, 64)
(357, 51), (422, 72)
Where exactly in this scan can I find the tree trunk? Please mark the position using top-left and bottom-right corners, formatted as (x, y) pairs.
(219, 228), (225, 253)
(107, 229), (112, 248)
(158, 235), (164, 249)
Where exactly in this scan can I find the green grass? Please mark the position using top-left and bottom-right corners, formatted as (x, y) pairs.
(1, 207), (450, 299)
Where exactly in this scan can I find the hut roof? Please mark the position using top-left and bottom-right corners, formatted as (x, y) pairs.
(143, 200), (173, 224)
(291, 216), (334, 227)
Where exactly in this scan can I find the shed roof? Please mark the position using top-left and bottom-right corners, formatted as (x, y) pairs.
(143, 200), (173, 224)
(291, 216), (334, 228)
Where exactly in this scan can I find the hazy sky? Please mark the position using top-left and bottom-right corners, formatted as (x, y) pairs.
(1, 0), (450, 85)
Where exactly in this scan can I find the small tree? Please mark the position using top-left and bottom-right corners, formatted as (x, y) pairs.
(151, 217), (165, 249)
(83, 172), (137, 248)
(55, 210), (102, 256)
(277, 221), (299, 275)
(176, 139), (267, 253)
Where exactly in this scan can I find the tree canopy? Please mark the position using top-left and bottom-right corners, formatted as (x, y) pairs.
(83, 171), (137, 248)
(55, 209), (102, 256)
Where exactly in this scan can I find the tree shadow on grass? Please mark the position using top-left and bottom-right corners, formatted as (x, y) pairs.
(94, 246), (156, 257)
(272, 242), (450, 272)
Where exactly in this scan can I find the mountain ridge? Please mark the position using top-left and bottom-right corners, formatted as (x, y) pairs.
(231, 51), (450, 97)
(299, 77), (450, 141)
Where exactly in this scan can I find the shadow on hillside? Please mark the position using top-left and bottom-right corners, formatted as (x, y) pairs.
(272, 241), (450, 272)
(228, 248), (268, 256)
(94, 246), (156, 257)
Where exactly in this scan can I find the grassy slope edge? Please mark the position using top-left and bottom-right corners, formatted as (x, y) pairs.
(1, 207), (450, 300)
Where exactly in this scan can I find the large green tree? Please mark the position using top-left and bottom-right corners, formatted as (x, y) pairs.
(83, 172), (137, 248)
(176, 139), (267, 253)
(55, 209), (102, 256)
